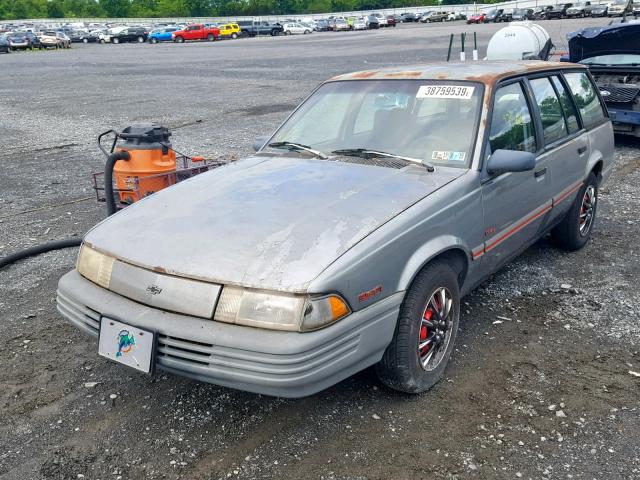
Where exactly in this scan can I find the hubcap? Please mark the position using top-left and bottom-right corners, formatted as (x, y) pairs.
(579, 185), (596, 236)
(418, 287), (454, 371)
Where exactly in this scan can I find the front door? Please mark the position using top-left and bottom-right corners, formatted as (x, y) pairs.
(477, 80), (553, 271)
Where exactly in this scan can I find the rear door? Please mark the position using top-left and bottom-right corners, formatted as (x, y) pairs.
(478, 79), (553, 269)
(527, 74), (588, 223)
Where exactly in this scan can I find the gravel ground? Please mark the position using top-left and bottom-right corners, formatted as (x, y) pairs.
(1, 18), (639, 480)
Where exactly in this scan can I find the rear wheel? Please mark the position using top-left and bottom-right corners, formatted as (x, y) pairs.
(150, 37), (158, 43)
(113, 37), (120, 44)
(207, 33), (214, 41)
(83, 38), (88, 43)
(376, 261), (460, 393)
(175, 36), (184, 43)
(231, 32), (238, 39)
(137, 36), (144, 43)
(552, 173), (598, 251)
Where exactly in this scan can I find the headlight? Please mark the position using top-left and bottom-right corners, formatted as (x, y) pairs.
(76, 244), (115, 289)
(214, 286), (350, 331)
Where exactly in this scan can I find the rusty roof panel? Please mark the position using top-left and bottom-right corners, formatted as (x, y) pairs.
(329, 61), (585, 84)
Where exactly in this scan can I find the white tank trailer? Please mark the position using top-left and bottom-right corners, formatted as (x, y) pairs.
(486, 22), (554, 61)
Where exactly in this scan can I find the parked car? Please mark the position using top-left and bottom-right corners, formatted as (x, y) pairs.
(38, 31), (70, 48)
(149, 27), (178, 43)
(172, 24), (220, 42)
(236, 20), (283, 37)
(219, 23), (241, 39)
(633, 2), (640, 16)
(546, 3), (573, 19)
(372, 13), (388, 27)
(315, 19), (330, 31)
(511, 8), (535, 20)
(420, 11), (448, 22)
(386, 15), (397, 27)
(484, 9), (504, 22)
(399, 12), (417, 22)
(98, 26), (127, 43)
(282, 22), (312, 35)
(58, 61), (613, 398)
(332, 18), (350, 31)
(568, 22), (640, 136)
(498, 8), (515, 21)
(0, 34), (10, 53)
(5, 32), (31, 50)
(608, 0), (633, 15)
(533, 5), (554, 19)
(589, 4), (609, 16)
(447, 11), (466, 21)
(466, 12), (486, 23)
(352, 17), (367, 30)
(112, 27), (148, 44)
(366, 15), (380, 28)
(566, 2), (594, 17)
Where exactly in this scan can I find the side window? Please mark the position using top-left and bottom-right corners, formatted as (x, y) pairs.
(564, 72), (606, 128)
(489, 82), (536, 153)
(529, 77), (568, 145)
(550, 76), (580, 133)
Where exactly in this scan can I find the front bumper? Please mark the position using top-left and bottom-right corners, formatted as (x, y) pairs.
(57, 270), (402, 398)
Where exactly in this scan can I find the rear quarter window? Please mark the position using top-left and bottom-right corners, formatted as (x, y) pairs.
(564, 71), (606, 128)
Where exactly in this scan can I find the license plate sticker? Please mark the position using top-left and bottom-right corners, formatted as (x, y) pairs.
(98, 318), (155, 374)
(417, 85), (475, 99)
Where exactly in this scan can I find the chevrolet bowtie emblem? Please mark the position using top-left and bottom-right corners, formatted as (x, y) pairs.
(146, 285), (163, 295)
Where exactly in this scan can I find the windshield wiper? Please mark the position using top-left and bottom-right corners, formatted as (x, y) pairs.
(332, 148), (435, 172)
(267, 142), (328, 159)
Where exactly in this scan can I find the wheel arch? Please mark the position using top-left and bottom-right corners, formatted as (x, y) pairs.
(398, 237), (470, 293)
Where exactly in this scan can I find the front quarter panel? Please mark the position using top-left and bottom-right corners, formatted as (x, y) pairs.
(309, 170), (485, 310)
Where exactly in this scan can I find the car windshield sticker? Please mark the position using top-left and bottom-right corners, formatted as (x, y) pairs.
(432, 151), (466, 162)
(417, 85), (475, 99)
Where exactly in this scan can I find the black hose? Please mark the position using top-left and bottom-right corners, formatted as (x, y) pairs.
(104, 150), (131, 216)
(1, 149), (130, 270)
(0, 238), (82, 270)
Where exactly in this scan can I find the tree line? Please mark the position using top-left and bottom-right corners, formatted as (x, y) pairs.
(0, 0), (481, 21)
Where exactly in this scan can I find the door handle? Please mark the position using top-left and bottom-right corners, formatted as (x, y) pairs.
(578, 146), (587, 155)
(534, 167), (547, 178)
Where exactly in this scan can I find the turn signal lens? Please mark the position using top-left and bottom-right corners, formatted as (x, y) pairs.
(76, 244), (115, 289)
(301, 295), (351, 331)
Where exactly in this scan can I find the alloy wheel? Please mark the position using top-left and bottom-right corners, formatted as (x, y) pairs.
(418, 287), (454, 371)
(579, 185), (596, 236)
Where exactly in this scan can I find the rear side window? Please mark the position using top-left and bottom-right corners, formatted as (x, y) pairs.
(550, 76), (580, 133)
(530, 77), (567, 145)
(564, 72), (606, 128)
(489, 82), (536, 153)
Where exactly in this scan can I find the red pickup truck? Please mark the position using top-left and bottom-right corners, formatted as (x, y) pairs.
(172, 24), (220, 43)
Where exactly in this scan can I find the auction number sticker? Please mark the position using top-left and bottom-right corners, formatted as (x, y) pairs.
(417, 85), (475, 99)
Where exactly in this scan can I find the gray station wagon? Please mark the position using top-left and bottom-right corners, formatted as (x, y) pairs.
(57, 61), (614, 397)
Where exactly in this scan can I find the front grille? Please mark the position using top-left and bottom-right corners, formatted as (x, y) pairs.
(600, 84), (640, 104)
(157, 335), (213, 366)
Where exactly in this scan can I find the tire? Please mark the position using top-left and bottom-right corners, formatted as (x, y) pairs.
(150, 37), (157, 43)
(285, 30), (291, 35)
(231, 32), (238, 39)
(99, 39), (105, 44)
(175, 36), (184, 43)
(376, 260), (460, 394)
(137, 36), (144, 43)
(83, 38), (88, 43)
(207, 33), (214, 41)
(552, 173), (598, 251)
(113, 37), (120, 44)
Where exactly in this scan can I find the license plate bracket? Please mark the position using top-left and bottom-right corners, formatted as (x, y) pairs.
(98, 317), (157, 374)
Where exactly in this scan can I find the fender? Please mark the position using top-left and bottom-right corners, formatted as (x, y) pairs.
(396, 234), (472, 292)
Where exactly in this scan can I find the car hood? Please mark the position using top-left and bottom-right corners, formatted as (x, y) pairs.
(568, 23), (640, 62)
(85, 156), (463, 292)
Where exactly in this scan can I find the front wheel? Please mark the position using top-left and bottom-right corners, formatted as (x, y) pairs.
(150, 37), (158, 43)
(175, 36), (184, 43)
(113, 37), (120, 44)
(83, 38), (88, 43)
(231, 32), (238, 39)
(376, 261), (460, 393)
(285, 30), (291, 35)
(552, 173), (598, 251)
(137, 36), (144, 43)
(207, 33), (214, 41)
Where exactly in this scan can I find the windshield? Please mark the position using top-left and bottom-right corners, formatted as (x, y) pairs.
(580, 53), (640, 65)
(268, 80), (483, 168)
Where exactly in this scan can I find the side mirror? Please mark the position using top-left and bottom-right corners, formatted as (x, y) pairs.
(486, 149), (536, 176)
(252, 135), (270, 152)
